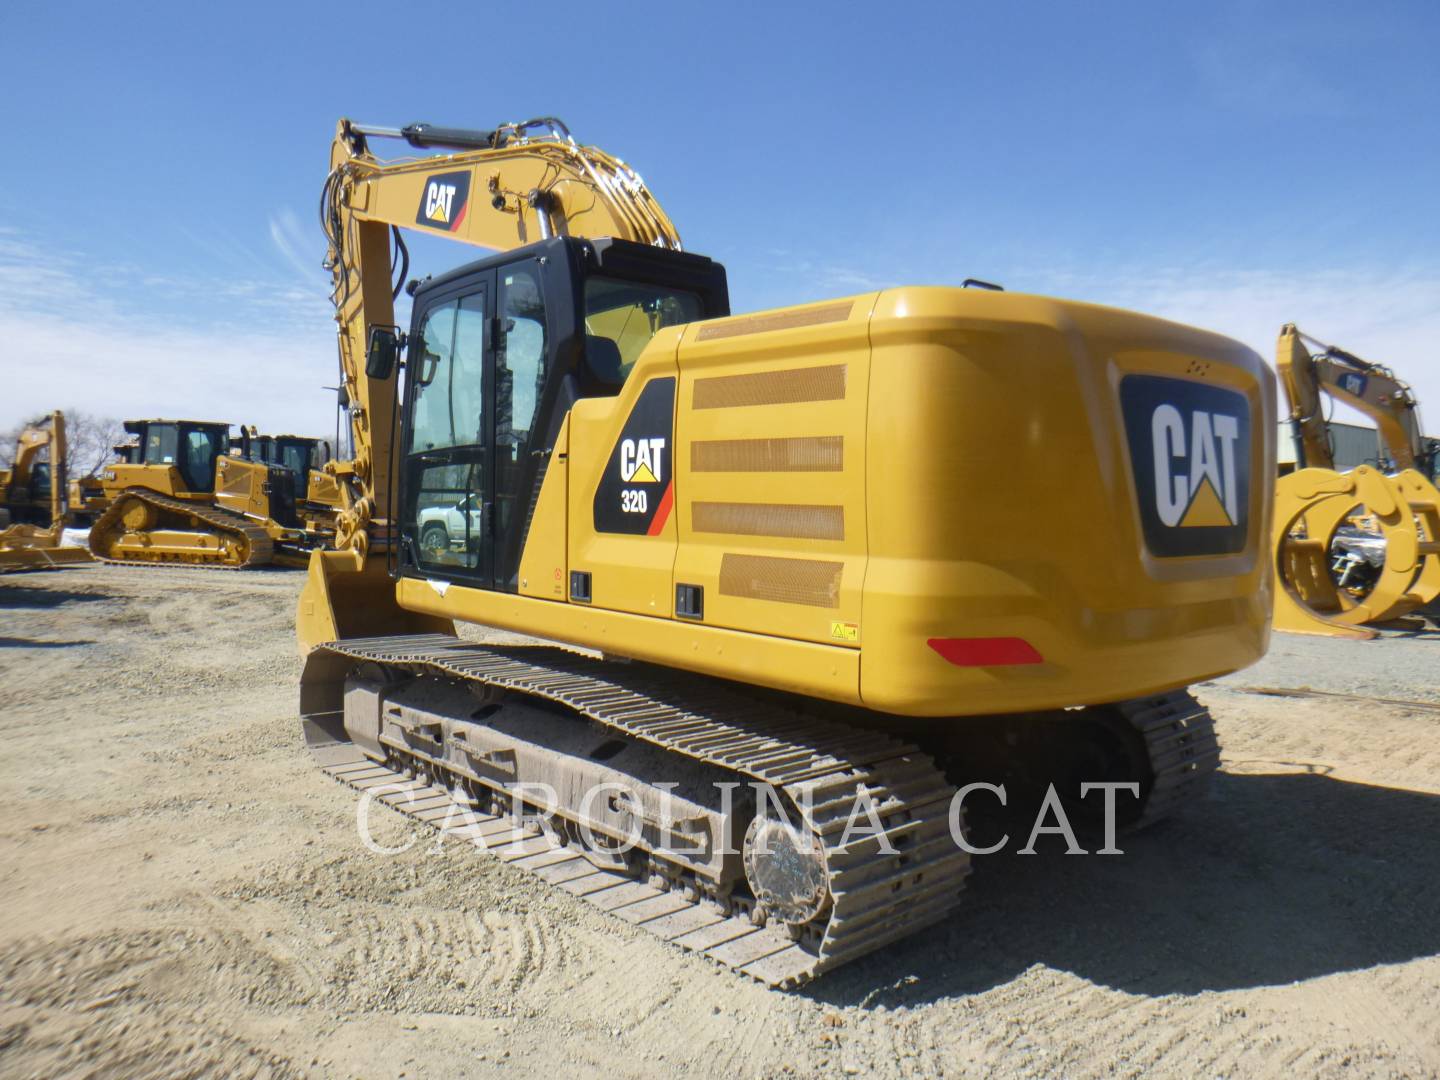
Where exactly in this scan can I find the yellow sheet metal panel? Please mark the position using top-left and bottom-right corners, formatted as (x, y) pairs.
(566, 328), (682, 616)
(858, 287), (1275, 715)
(672, 296), (877, 647)
(213, 457), (270, 519)
(518, 415), (570, 600)
(396, 576), (860, 704)
(103, 464), (185, 498)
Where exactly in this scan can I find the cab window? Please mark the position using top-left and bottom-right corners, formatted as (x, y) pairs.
(583, 276), (702, 382)
(181, 428), (225, 492)
(143, 425), (179, 465)
(406, 294), (488, 573)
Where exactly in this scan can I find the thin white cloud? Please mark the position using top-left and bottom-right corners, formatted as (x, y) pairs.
(0, 228), (340, 436)
(1063, 265), (1440, 433)
(268, 207), (323, 283)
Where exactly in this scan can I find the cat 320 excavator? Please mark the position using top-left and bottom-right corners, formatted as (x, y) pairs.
(297, 117), (1276, 987)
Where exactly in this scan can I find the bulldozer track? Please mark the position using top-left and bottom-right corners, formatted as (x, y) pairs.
(88, 488), (274, 570)
(301, 634), (972, 988)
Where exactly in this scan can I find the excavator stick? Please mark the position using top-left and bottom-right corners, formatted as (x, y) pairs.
(1273, 466), (1440, 637)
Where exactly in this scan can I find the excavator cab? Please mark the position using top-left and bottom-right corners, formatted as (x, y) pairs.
(396, 235), (727, 589)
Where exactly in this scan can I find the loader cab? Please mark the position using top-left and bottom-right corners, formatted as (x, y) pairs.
(396, 235), (728, 590)
(126, 419), (231, 494)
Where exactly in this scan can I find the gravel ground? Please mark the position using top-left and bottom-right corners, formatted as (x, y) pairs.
(1, 564), (1437, 1079)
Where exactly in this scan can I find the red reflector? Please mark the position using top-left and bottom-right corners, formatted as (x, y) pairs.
(927, 637), (1044, 666)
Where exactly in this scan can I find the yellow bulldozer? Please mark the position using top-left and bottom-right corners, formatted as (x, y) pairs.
(1272, 325), (1440, 638)
(244, 429), (344, 539)
(0, 410), (95, 571)
(87, 418), (329, 568)
(294, 116), (1276, 987)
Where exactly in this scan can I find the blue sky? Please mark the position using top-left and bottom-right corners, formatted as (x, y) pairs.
(1, 0), (1436, 437)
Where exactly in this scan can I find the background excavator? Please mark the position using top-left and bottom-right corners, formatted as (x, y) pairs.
(0, 411), (95, 571)
(87, 419), (327, 568)
(296, 116), (1276, 987)
(1272, 325), (1440, 638)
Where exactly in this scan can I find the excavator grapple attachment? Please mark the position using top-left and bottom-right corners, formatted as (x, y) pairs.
(1273, 466), (1440, 637)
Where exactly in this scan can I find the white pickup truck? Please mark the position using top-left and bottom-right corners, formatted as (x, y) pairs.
(417, 494), (482, 556)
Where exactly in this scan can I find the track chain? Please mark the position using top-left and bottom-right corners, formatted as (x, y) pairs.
(89, 488), (274, 569)
(1116, 689), (1221, 827)
(302, 633), (971, 988)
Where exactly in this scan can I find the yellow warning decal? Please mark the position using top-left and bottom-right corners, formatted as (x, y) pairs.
(829, 621), (859, 643)
(1180, 476), (1232, 528)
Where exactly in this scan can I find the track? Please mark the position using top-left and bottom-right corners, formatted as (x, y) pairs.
(301, 634), (971, 988)
(88, 488), (274, 569)
(1115, 691), (1222, 826)
(300, 636), (1220, 987)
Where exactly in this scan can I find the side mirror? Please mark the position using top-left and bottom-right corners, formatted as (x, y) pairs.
(365, 325), (403, 379)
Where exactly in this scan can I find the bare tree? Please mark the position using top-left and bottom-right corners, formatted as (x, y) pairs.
(64, 410), (126, 479)
(0, 410), (124, 478)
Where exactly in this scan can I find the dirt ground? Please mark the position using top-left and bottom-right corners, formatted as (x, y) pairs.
(2, 564), (1438, 1079)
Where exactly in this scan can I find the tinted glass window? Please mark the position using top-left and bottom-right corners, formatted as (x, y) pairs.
(407, 294), (488, 574)
(182, 428), (224, 491)
(143, 425), (179, 465)
(583, 276), (702, 380)
(410, 297), (486, 451)
(278, 442), (310, 475)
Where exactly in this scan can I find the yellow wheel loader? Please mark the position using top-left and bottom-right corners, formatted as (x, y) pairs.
(1273, 325), (1440, 638)
(296, 117), (1276, 987)
(88, 419), (325, 569)
(0, 410), (95, 571)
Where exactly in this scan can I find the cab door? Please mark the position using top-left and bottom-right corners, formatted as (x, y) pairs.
(401, 274), (496, 583)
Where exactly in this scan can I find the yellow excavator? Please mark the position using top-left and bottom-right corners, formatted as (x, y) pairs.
(0, 411), (94, 571)
(1273, 325), (1440, 638)
(296, 117), (1276, 987)
(88, 419), (324, 568)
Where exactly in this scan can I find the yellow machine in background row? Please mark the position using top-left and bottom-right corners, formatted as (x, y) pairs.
(1272, 325), (1440, 639)
(87, 419), (330, 569)
(295, 117), (1275, 987)
(241, 428), (343, 541)
(0, 411), (94, 572)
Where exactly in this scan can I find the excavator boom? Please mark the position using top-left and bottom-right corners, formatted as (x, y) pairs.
(321, 118), (681, 545)
(1277, 323), (1433, 474)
